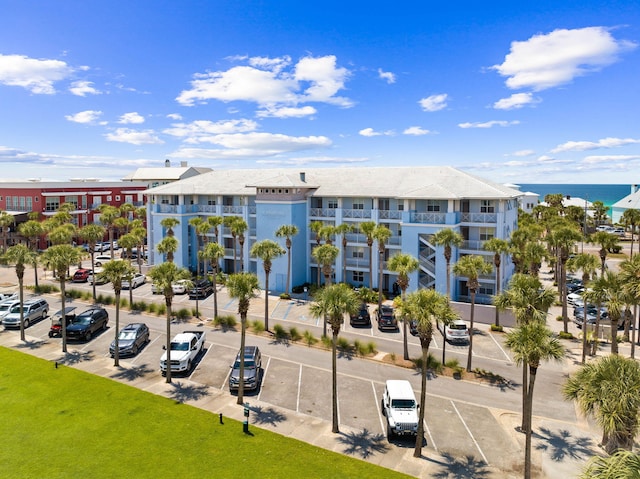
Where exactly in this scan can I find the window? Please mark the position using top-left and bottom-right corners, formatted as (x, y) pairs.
(327, 199), (338, 209)
(125, 195), (133, 203)
(378, 199), (389, 210)
(26, 197), (32, 210)
(45, 197), (60, 212)
(353, 199), (364, 210)
(93, 196), (102, 206)
(479, 228), (495, 241)
(115, 195), (121, 201)
(426, 200), (440, 212)
(352, 248), (364, 258)
(106, 196), (113, 202)
(481, 200), (494, 213)
(352, 271), (364, 283)
(64, 196), (78, 209)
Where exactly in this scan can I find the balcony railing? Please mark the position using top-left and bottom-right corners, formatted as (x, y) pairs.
(461, 212), (497, 223)
(222, 205), (244, 214)
(159, 205), (178, 214)
(196, 205), (219, 213)
(461, 240), (488, 251)
(309, 208), (336, 218)
(378, 210), (402, 220)
(342, 209), (372, 219)
(409, 212), (447, 224)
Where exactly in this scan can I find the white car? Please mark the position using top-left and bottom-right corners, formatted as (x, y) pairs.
(122, 273), (146, 289)
(87, 269), (107, 285)
(171, 280), (190, 295)
(0, 299), (20, 323)
(567, 289), (585, 305)
(0, 292), (18, 302)
(444, 319), (470, 344)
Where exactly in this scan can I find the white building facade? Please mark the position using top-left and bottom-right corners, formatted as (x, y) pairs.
(145, 166), (522, 304)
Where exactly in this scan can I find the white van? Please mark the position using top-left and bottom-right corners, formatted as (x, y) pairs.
(381, 380), (419, 439)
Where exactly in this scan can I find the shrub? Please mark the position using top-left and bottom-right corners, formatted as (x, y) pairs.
(355, 286), (378, 304)
(251, 320), (265, 333)
(337, 337), (351, 352)
(321, 335), (332, 349)
(147, 303), (158, 314)
(445, 358), (461, 369)
(366, 341), (377, 355)
(32, 284), (59, 294)
(214, 315), (236, 328)
(556, 315), (564, 322)
(273, 323), (288, 340)
(119, 298), (129, 309)
(490, 324), (504, 332)
(413, 353), (443, 374)
(292, 282), (312, 294)
(157, 304), (167, 316)
(558, 331), (574, 340)
(288, 327), (302, 342)
(354, 340), (375, 357)
(303, 330), (317, 347)
(389, 352), (396, 363)
(279, 293), (291, 300)
(175, 308), (191, 320)
(103, 295), (114, 305)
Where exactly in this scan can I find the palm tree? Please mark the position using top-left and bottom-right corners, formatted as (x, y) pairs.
(579, 449), (640, 478)
(567, 252), (600, 287)
(157, 236), (179, 264)
(312, 244), (340, 337)
(359, 220), (377, 288)
(225, 216), (247, 273)
(275, 224), (299, 295)
(388, 252), (419, 360)
(591, 200), (610, 227)
(201, 242), (225, 319)
(590, 231), (620, 276)
(564, 354), (640, 454)
(148, 262), (192, 383)
(41, 244), (81, 353)
(601, 271), (624, 355)
(506, 321), (564, 479)
(100, 260), (136, 367)
(372, 225), (392, 310)
(250, 239), (285, 332)
(494, 273), (557, 428)
(522, 241), (547, 278)
(401, 288), (458, 457)
(79, 224), (106, 301)
(309, 283), (359, 434)
(17, 219), (44, 287)
(207, 216), (224, 243)
(483, 238), (510, 327)
(4, 244), (36, 342)
(97, 205), (121, 258)
(432, 228), (463, 298)
(453, 254), (493, 372)
(0, 210), (15, 253)
(622, 208), (640, 259)
(189, 217), (206, 275)
(335, 223), (353, 282)
(583, 275), (610, 356)
(619, 254), (640, 358)
(118, 233), (139, 305)
(160, 217), (180, 263)
(310, 220), (325, 286)
(226, 272), (261, 405)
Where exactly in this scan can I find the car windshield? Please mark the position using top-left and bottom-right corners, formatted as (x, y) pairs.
(9, 305), (21, 313)
(391, 399), (415, 409)
(0, 304), (12, 312)
(119, 331), (137, 340)
(234, 359), (255, 369)
(171, 342), (189, 351)
(73, 316), (92, 325)
(450, 323), (467, 330)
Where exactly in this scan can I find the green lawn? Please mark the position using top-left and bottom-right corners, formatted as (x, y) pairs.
(0, 347), (410, 479)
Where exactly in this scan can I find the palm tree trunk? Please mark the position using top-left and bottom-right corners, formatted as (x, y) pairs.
(414, 346), (428, 457)
(286, 244), (291, 294)
(165, 297), (172, 383)
(212, 267), (219, 319)
(264, 271), (270, 332)
(494, 261), (501, 327)
(521, 363), (528, 431)
(237, 313), (246, 405)
(61, 279), (67, 353)
(114, 292), (121, 367)
(18, 276), (25, 342)
(466, 291), (476, 372)
(560, 260), (569, 334)
(331, 330), (339, 433)
(524, 368), (538, 479)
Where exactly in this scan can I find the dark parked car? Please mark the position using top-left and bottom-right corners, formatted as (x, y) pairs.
(109, 323), (150, 357)
(376, 305), (398, 331)
(66, 307), (109, 341)
(188, 279), (214, 299)
(229, 346), (262, 392)
(409, 319), (418, 336)
(349, 303), (371, 327)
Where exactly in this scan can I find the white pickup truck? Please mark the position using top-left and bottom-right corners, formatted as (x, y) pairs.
(160, 330), (206, 375)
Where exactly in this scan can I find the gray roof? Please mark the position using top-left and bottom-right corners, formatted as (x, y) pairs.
(123, 166), (211, 182)
(144, 166), (523, 200)
(612, 189), (640, 210)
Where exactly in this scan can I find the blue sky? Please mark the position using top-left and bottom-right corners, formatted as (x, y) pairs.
(1, 1), (639, 184)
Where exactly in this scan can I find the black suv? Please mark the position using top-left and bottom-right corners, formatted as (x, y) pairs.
(376, 305), (398, 331)
(349, 303), (371, 327)
(188, 278), (214, 299)
(67, 307), (109, 341)
(229, 346), (262, 392)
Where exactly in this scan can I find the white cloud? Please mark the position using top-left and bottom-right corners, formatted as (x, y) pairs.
(118, 112), (145, 124)
(256, 105), (317, 118)
(171, 132), (331, 159)
(536, 155), (571, 164)
(105, 128), (164, 145)
(403, 126), (432, 136)
(257, 156), (369, 166)
(458, 120), (520, 129)
(65, 110), (103, 124)
(582, 154), (640, 164)
(176, 55), (352, 110)
(419, 93), (448, 112)
(551, 137), (640, 153)
(69, 80), (101, 96)
(492, 27), (637, 91)
(493, 93), (539, 110)
(164, 119), (258, 143)
(0, 53), (74, 94)
(359, 128), (394, 137)
(378, 68), (396, 84)
(512, 149), (535, 157)
(167, 113), (183, 120)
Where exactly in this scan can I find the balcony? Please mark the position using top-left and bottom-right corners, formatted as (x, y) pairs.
(461, 240), (488, 251)
(222, 205), (244, 214)
(195, 205), (219, 213)
(461, 212), (497, 223)
(309, 208), (336, 218)
(409, 212), (447, 224)
(342, 209), (372, 219)
(378, 210), (402, 220)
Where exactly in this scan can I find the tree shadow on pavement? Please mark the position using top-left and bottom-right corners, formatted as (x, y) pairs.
(534, 426), (595, 462)
(110, 363), (155, 382)
(337, 428), (389, 458)
(250, 405), (287, 427)
(57, 350), (94, 366)
(431, 452), (491, 479)
(15, 339), (48, 350)
(167, 380), (210, 404)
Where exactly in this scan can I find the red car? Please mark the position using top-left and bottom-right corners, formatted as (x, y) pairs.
(72, 268), (91, 282)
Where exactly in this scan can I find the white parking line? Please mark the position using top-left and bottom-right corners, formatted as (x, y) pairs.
(450, 400), (488, 464)
(424, 414), (437, 451)
(258, 356), (271, 402)
(488, 331), (512, 362)
(372, 381), (385, 435)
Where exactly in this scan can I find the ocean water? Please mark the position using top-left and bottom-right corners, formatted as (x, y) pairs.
(516, 184), (633, 208)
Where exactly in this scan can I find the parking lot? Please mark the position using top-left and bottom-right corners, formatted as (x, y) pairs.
(0, 263), (599, 478)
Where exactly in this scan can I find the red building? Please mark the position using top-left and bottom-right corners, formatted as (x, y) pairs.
(0, 180), (147, 249)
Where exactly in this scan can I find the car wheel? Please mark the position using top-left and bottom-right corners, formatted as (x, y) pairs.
(381, 399), (386, 415)
(24, 318), (30, 328)
(132, 344), (139, 356)
(102, 320), (108, 331)
(187, 360), (192, 371)
(386, 422), (393, 440)
(85, 330), (92, 341)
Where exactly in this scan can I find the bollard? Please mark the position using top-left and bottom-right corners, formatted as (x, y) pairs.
(219, 413), (223, 424)
(243, 402), (250, 433)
